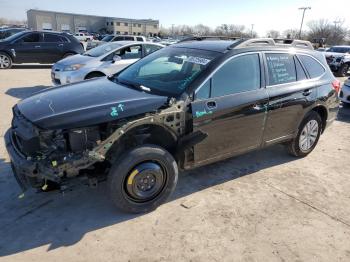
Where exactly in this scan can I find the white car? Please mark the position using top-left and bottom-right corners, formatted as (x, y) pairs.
(51, 41), (163, 85)
(74, 32), (93, 42)
(340, 77), (350, 104)
(87, 35), (147, 50)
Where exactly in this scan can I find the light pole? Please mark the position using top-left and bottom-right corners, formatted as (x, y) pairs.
(250, 24), (254, 38)
(298, 7), (311, 39)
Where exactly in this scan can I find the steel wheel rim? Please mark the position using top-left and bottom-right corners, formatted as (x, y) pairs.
(0, 55), (10, 68)
(124, 161), (166, 202)
(299, 120), (319, 152)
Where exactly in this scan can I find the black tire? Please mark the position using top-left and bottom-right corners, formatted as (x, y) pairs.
(335, 63), (349, 77)
(287, 111), (322, 157)
(85, 72), (105, 80)
(108, 144), (178, 213)
(0, 52), (12, 69)
(62, 52), (75, 59)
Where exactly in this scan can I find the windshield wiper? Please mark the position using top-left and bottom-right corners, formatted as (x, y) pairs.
(115, 77), (152, 93)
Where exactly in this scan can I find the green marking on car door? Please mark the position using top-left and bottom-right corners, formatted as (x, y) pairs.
(195, 109), (213, 118)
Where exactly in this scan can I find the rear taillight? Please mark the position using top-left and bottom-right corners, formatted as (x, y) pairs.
(332, 80), (341, 93)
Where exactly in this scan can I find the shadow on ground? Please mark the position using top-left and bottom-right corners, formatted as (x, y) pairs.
(5, 85), (50, 99)
(337, 103), (350, 123)
(0, 144), (297, 256)
(12, 64), (52, 69)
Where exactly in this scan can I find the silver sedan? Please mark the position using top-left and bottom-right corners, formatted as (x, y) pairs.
(51, 41), (163, 85)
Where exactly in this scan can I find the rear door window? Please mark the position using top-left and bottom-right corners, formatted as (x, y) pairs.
(136, 37), (144, 42)
(298, 55), (325, 78)
(44, 33), (62, 42)
(266, 53), (296, 85)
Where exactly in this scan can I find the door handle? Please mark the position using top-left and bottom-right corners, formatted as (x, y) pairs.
(302, 89), (312, 96)
(34, 45), (41, 48)
(58, 43), (64, 47)
(206, 101), (217, 109)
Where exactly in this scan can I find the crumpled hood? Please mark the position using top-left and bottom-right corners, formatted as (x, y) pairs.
(17, 78), (168, 130)
(56, 54), (95, 66)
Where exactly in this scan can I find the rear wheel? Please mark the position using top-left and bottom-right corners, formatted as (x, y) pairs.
(62, 52), (75, 59)
(287, 111), (322, 157)
(0, 52), (12, 69)
(108, 145), (178, 213)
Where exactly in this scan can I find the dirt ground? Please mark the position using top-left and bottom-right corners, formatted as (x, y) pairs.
(0, 66), (350, 262)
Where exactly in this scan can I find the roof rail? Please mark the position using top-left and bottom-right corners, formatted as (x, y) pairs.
(233, 38), (314, 50)
(234, 38), (276, 48)
(178, 35), (241, 43)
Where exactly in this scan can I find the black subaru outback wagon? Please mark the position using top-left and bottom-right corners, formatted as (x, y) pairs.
(5, 38), (340, 213)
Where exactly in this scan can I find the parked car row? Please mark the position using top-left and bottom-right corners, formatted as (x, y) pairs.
(4, 37), (341, 213)
(86, 35), (148, 50)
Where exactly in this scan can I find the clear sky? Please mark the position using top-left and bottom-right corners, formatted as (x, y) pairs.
(0, 0), (349, 36)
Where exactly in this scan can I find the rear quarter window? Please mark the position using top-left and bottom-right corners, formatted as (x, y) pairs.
(298, 55), (325, 78)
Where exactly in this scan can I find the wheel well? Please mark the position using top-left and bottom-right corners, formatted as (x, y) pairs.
(85, 71), (106, 79)
(312, 106), (328, 132)
(106, 124), (178, 163)
(0, 51), (14, 61)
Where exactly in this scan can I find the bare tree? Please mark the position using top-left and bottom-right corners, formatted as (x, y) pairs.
(282, 29), (300, 39)
(266, 30), (280, 38)
(193, 24), (212, 35)
(215, 24), (246, 37)
(0, 17), (27, 27)
(306, 19), (348, 45)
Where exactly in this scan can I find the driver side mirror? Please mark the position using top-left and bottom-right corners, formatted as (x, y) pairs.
(112, 55), (122, 63)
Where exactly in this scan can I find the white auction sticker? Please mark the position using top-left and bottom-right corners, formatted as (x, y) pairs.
(186, 56), (211, 65)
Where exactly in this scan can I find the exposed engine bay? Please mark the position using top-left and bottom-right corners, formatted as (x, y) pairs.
(7, 99), (188, 192)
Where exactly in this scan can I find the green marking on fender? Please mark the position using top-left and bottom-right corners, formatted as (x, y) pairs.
(110, 107), (118, 117)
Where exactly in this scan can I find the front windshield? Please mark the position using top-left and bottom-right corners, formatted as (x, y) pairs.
(0, 31), (25, 42)
(115, 47), (219, 96)
(84, 42), (122, 57)
(102, 35), (114, 42)
(328, 47), (350, 53)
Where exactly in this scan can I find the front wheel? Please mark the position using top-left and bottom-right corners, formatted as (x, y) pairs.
(0, 52), (12, 69)
(287, 111), (322, 157)
(108, 145), (178, 213)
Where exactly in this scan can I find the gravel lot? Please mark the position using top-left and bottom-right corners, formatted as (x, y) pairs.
(0, 66), (349, 262)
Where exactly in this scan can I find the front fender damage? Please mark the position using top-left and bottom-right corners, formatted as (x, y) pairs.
(26, 100), (188, 188)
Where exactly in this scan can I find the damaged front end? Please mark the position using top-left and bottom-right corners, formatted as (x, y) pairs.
(5, 99), (187, 193)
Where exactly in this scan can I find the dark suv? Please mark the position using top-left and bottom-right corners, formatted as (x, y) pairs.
(0, 31), (84, 69)
(5, 38), (340, 213)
